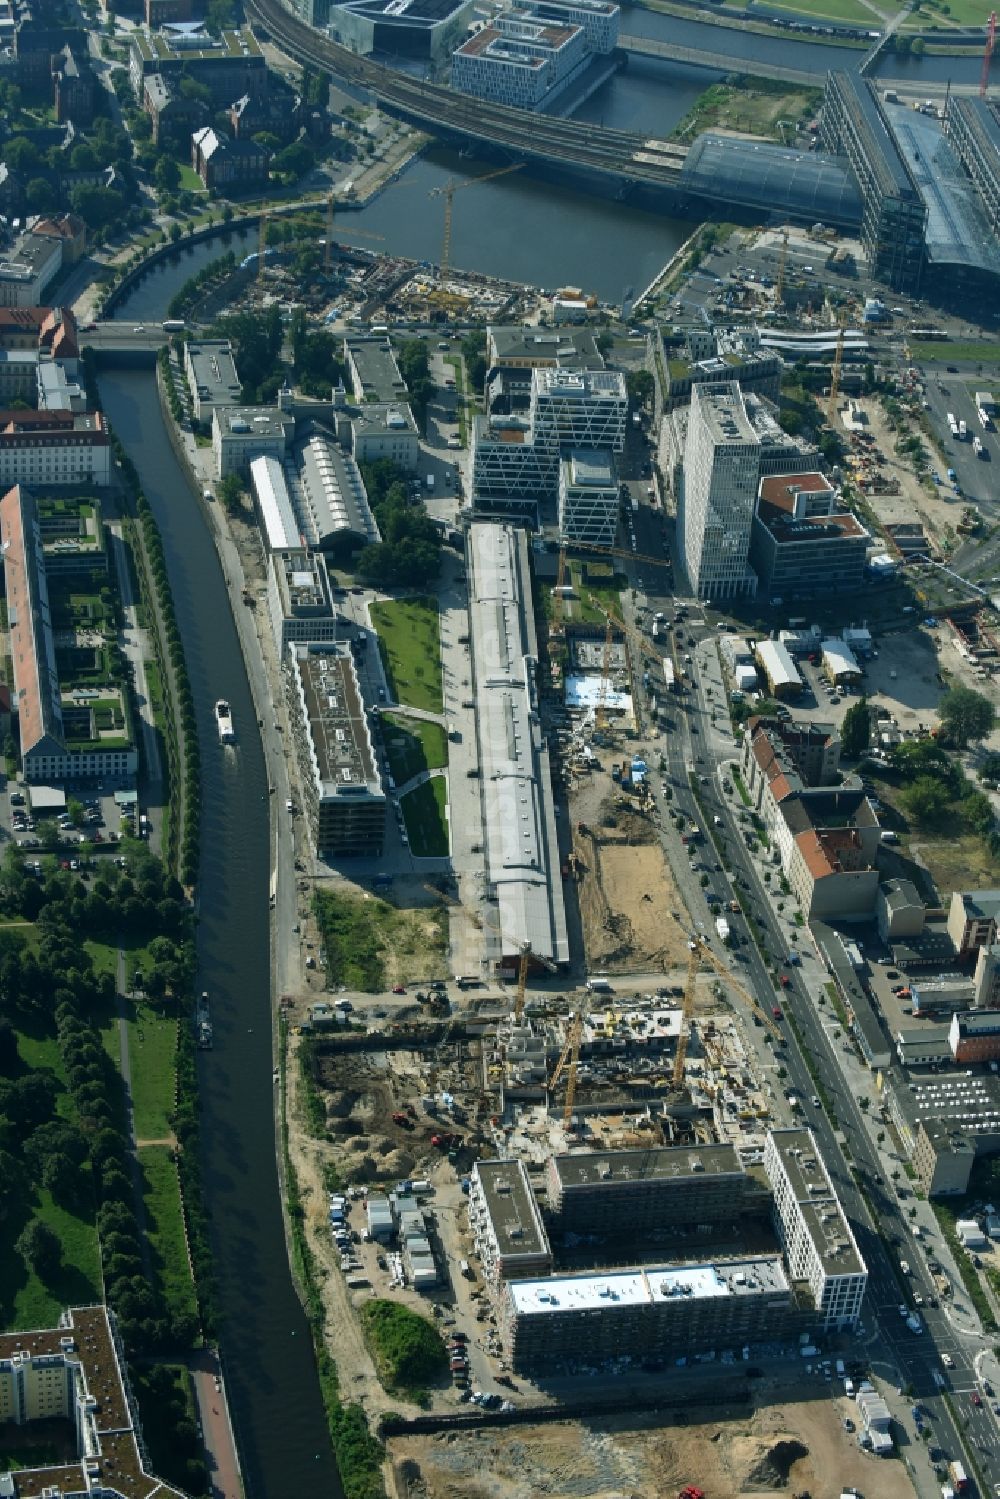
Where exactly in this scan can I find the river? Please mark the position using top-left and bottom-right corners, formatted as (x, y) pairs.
(96, 366), (342, 1499)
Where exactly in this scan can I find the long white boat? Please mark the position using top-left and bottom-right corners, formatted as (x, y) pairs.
(216, 699), (235, 744)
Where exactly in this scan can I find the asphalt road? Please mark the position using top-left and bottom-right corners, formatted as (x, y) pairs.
(604, 514), (996, 1492)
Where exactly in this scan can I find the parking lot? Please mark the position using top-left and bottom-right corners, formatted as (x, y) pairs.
(2, 783), (147, 859)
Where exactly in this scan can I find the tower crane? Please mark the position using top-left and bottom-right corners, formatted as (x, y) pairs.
(594, 613), (616, 734)
(672, 942), (702, 1088)
(827, 315), (847, 423)
(982, 10), (997, 98)
(776, 228), (789, 304)
(558, 538), (673, 572)
(429, 164), (523, 280)
(257, 208), (269, 286)
(548, 1010), (584, 1125)
(673, 937), (781, 1089)
(513, 945), (531, 1022)
(323, 195), (384, 274)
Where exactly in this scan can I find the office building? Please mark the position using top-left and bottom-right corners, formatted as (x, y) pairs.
(557, 448), (618, 545)
(285, 642), (386, 858)
(545, 1144), (760, 1241)
(0, 410), (111, 488)
(660, 326), (782, 413)
(763, 1128), (867, 1330)
(0, 349), (38, 404)
(911, 975), (976, 1015)
(350, 403), (420, 469)
(900, 1074), (1000, 1195)
(821, 72), (926, 292)
(485, 323), (604, 412)
(469, 1159), (553, 1286)
(129, 25), (266, 104)
(1, 485), (135, 785)
(452, 15), (587, 111)
(184, 340), (242, 423)
(467, 522), (569, 968)
(0, 1305), (186, 1499)
(38, 491), (107, 576)
(951, 1010), (1000, 1066)
(974, 942), (1000, 1008)
(681, 382), (759, 601)
(213, 404), (294, 478)
(469, 415), (549, 525)
(914, 1119), (978, 1197)
(944, 95), (1000, 239)
(344, 335), (409, 405)
(267, 547), (339, 653)
(948, 887), (1000, 958)
(327, 0), (475, 61)
(0, 233), (63, 308)
(751, 472), (869, 600)
(528, 0), (619, 50)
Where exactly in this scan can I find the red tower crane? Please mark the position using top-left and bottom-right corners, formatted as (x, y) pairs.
(982, 11), (997, 98)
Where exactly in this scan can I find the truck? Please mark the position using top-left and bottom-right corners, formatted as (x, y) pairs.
(162, 319), (186, 332)
(715, 916), (731, 944)
(426, 473), (435, 491)
(948, 1461), (968, 1491)
(959, 419), (968, 439)
(974, 436), (984, 456)
(947, 412), (958, 434)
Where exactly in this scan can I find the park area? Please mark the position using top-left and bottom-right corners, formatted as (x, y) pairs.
(382, 713), (448, 786)
(370, 596), (443, 713)
(670, 80), (823, 144)
(401, 777), (450, 858)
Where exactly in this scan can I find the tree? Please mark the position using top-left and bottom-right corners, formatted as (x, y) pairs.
(26, 177), (56, 212)
(154, 156), (181, 193)
(17, 1219), (62, 1278)
(626, 369), (654, 409)
(963, 791), (995, 836)
(217, 474), (242, 515)
(4, 136), (41, 173)
(939, 685), (996, 749)
(840, 696), (870, 759)
(902, 775), (952, 828)
(978, 752), (1000, 783)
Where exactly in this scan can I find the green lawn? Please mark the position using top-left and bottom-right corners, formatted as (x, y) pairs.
(139, 1146), (199, 1327)
(765, 0), (878, 20)
(911, 339), (1000, 364)
(127, 1011), (179, 1141)
(313, 888), (448, 990)
(0, 1185), (101, 1332)
(566, 562), (627, 625)
(370, 596), (443, 713)
(381, 714), (448, 786)
(400, 776), (449, 857)
(902, 0), (992, 25)
(178, 165), (205, 193)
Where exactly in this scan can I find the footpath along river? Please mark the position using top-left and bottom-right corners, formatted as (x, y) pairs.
(96, 366), (342, 1498)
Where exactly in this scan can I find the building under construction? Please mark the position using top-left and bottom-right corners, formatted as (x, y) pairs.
(469, 1129), (866, 1373)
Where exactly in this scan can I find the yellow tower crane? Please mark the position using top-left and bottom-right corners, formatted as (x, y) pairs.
(513, 944), (531, 1022)
(549, 1010), (584, 1125)
(776, 228), (789, 304)
(594, 613), (616, 735)
(828, 315), (847, 423)
(429, 164), (523, 281)
(694, 937), (782, 1042)
(257, 208), (269, 286)
(672, 942), (703, 1088)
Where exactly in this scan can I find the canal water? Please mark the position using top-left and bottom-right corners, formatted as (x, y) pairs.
(96, 367), (342, 1499)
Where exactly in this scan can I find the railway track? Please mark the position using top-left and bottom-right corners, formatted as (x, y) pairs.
(244, 0), (686, 187)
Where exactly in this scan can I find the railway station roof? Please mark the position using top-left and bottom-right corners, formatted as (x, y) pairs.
(680, 135), (863, 229)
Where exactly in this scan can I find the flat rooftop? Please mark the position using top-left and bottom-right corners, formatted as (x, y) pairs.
(508, 1255), (788, 1315)
(344, 336), (407, 403)
(475, 1158), (550, 1260)
(884, 101), (1000, 277)
(489, 324), (604, 369)
(217, 405), (291, 439)
(551, 1143), (743, 1189)
(768, 1128), (865, 1277)
(132, 23), (261, 62)
(691, 380), (756, 447)
(291, 643), (382, 800)
(350, 402), (417, 438)
(186, 340), (241, 405)
(566, 447), (615, 487)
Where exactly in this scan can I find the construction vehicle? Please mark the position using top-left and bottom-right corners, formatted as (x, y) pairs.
(548, 1010), (584, 1125)
(392, 1112), (415, 1130)
(429, 164), (523, 280)
(679, 1488), (705, 1499)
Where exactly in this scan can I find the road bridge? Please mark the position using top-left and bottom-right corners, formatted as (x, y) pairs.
(619, 34), (820, 85)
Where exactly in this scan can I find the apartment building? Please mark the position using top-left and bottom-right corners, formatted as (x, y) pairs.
(0, 410), (111, 488)
(468, 1158), (553, 1286)
(950, 1010), (1000, 1066)
(452, 15), (587, 110)
(763, 1128), (867, 1330)
(947, 887), (1000, 958)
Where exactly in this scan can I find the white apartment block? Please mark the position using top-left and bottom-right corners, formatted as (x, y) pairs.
(558, 448), (618, 545)
(452, 15), (586, 109)
(764, 1129), (867, 1330)
(681, 380), (760, 601)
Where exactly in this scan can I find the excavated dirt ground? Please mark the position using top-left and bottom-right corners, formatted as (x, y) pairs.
(389, 1399), (916, 1499)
